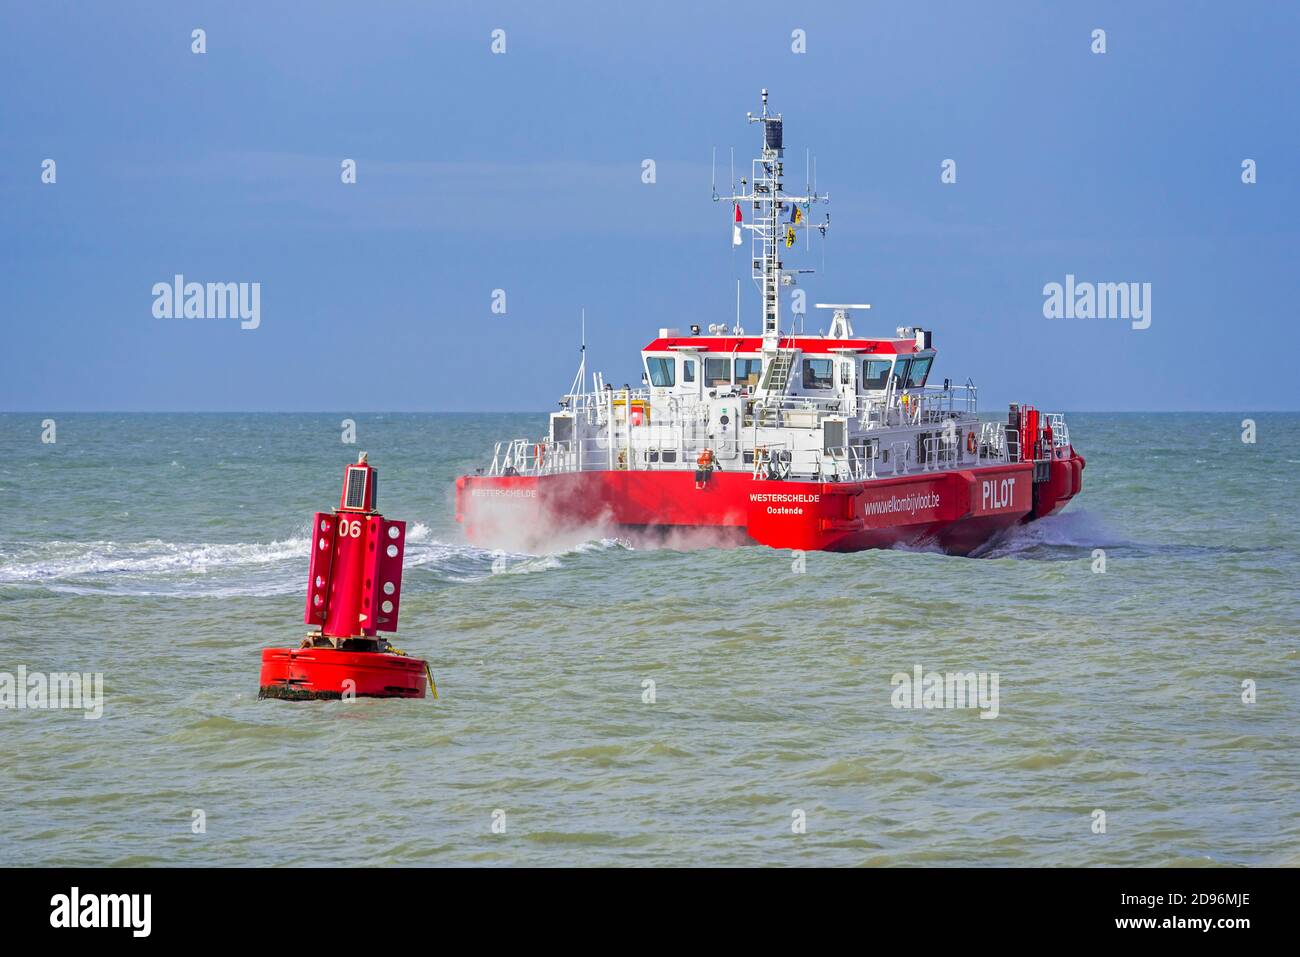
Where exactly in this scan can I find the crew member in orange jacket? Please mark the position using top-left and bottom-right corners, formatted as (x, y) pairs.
(695, 448), (717, 489)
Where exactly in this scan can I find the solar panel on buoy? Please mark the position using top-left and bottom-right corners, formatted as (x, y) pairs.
(344, 467), (368, 510)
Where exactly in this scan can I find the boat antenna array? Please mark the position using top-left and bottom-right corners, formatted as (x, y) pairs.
(713, 89), (830, 348)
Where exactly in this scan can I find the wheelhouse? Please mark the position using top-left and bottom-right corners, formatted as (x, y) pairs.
(640, 328), (934, 403)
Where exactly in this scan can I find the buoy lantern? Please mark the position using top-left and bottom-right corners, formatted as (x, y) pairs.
(259, 453), (433, 700)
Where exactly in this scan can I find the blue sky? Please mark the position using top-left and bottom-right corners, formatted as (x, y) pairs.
(2, 0), (1297, 411)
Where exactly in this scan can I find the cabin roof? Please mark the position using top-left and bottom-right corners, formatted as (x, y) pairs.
(641, 335), (922, 355)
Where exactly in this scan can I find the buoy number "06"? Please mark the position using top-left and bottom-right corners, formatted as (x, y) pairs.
(338, 519), (363, 538)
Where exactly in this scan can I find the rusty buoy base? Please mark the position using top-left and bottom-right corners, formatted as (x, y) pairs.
(259, 647), (427, 700)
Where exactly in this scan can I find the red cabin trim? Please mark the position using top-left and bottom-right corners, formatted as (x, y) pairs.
(641, 336), (919, 355)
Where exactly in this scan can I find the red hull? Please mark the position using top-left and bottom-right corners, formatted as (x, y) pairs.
(455, 452), (1084, 554)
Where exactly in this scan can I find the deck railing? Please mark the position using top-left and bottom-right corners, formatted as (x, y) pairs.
(486, 418), (1035, 479)
(484, 393), (1069, 481)
(1045, 412), (1071, 450)
(557, 379), (978, 431)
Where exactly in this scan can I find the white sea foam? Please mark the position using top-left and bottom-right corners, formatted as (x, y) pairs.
(889, 538), (947, 555)
(0, 537), (310, 582)
(0, 524), (637, 597)
(412, 536), (630, 583)
(0, 521), (440, 585)
(971, 510), (1122, 559)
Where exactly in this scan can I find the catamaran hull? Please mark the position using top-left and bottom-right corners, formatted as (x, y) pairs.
(455, 452), (1084, 555)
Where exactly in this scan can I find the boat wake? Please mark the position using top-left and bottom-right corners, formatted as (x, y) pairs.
(424, 536), (633, 582)
(970, 510), (1123, 560)
(0, 535), (312, 590)
(5, 509), (1206, 595)
(0, 523), (633, 597)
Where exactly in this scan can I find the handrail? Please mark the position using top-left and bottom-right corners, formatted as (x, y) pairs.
(555, 380), (978, 432)
(1045, 412), (1071, 449)
(481, 392), (1048, 483)
(487, 423), (1021, 480)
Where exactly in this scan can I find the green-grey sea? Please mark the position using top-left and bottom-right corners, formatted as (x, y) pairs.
(1, 412), (1296, 866)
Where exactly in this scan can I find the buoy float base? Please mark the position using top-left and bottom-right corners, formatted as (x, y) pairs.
(258, 647), (427, 701)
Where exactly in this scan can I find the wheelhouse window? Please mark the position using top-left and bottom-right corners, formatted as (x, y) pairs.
(892, 358), (912, 388)
(734, 357), (762, 387)
(683, 358), (696, 384)
(646, 356), (675, 387)
(862, 359), (892, 390)
(802, 358), (834, 390)
(704, 356), (731, 387)
(905, 356), (932, 388)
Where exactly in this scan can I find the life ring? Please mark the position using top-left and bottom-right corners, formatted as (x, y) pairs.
(966, 431), (977, 454)
(535, 443), (545, 466)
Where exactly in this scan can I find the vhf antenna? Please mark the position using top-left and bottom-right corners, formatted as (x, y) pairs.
(710, 147), (740, 200)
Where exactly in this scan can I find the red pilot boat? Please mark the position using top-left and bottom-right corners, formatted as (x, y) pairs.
(455, 91), (1084, 554)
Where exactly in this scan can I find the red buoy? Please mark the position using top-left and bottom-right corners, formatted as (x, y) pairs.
(259, 648), (426, 700)
(259, 453), (434, 701)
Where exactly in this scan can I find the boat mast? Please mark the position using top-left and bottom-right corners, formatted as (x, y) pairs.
(715, 89), (829, 352)
(564, 307), (586, 404)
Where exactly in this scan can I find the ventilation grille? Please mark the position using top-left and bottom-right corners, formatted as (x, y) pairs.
(344, 468), (368, 509)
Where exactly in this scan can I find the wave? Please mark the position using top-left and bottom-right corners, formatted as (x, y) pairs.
(0, 526), (630, 596)
(412, 536), (631, 582)
(971, 510), (1281, 561)
(971, 510), (1123, 559)
(0, 537), (310, 582)
(888, 539), (948, 556)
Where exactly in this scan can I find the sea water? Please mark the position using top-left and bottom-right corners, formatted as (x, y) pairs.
(0, 412), (1296, 866)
